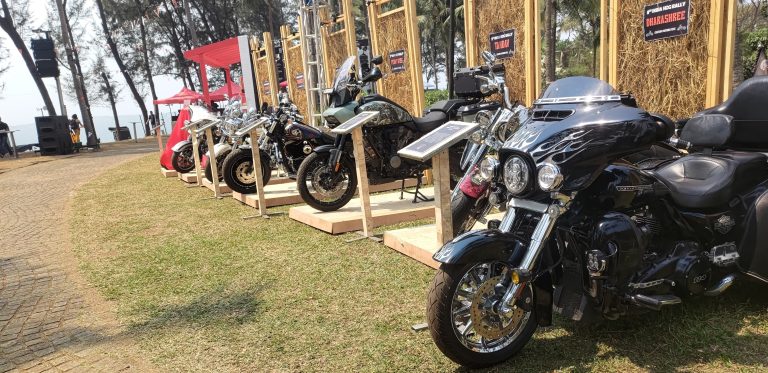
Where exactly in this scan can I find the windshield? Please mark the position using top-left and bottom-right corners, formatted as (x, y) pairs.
(535, 76), (618, 104)
(332, 56), (357, 93)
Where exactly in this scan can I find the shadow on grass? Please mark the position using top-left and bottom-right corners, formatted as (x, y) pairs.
(130, 285), (265, 330)
(458, 282), (768, 372)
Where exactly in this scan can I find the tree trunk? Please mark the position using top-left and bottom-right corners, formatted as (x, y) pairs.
(95, 0), (148, 131)
(54, 0), (96, 146)
(545, 0), (557, 83)
(101, 71), (120, 136)
(63, 9), (96, 144)
(0, 0), (57, 115)
(183, 0), (198, 46)
(135, 2), (158, 136)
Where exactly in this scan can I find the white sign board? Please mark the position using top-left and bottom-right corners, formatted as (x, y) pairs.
(330, 111), (380, 135)
(398, 121), (479, 162)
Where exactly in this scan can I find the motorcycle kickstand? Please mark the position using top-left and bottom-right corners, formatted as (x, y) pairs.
(410, 173), (434, 203)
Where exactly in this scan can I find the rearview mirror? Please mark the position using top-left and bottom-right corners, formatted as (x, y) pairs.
(481, 51), (496, 65)
(362, 66), (383, 83)
(371, 55), (383, 65)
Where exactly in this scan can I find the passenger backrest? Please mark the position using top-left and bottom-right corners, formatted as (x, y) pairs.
(680, 114), (733, 149)
(698, 76), (768, 150)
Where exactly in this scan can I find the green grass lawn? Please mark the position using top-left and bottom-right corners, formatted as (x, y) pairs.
(71, 154), (768, 372)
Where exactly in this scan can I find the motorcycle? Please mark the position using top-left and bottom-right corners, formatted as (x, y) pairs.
(201, 99), (247, 183)
(170, 106), (221, 174)
(451, 53), (682, 236)
(220, 98), (334, 194)
(296, 56), (499, 212)
(426, 75), (768, 368)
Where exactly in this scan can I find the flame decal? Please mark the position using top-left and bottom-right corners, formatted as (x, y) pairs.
(531, 129), (594, 164)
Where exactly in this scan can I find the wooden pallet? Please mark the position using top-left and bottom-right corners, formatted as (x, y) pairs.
(160, 168), (177, 178)
(288, 188), (434, 234)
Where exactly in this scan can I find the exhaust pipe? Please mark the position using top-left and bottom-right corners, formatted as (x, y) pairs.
(704, 274), (736, 297)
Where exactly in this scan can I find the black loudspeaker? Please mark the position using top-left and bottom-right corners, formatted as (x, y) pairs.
(35, 116), (73, 155)
(31, 38), (59, 78)
(35, 60), (59, 78)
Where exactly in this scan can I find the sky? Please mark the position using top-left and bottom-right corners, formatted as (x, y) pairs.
(0, 0), (182, 127)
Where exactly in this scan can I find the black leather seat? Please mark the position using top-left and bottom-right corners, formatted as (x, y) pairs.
(654, 152), (768, 209)
(698, 76), (768, 151)
(413, 110), (448, 133)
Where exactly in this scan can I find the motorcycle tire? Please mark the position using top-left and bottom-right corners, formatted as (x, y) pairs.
(451, 192), (482, 236)
(171, 144), (195, 173)
(204, 149), (231, 183)
(427, 262), (538, 368)
(296, 152), (357, 212)
(221, 147), (272, 195)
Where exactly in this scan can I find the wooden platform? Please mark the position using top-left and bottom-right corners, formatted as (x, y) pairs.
(178, 172), (198, 183)
(288, 188), (434, 234)
(383, 213), (504, 269)
(160, 168), (177, 178)
(202, 178), (232, 194)
(233, 179), (418, 210)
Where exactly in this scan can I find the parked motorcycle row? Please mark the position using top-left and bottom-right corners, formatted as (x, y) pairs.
(166, 51), (768, 368)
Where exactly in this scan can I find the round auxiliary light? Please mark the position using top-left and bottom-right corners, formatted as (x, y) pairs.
(537, 163), (563, 191)
(503, 156), (530, 195)
(478, 157), (498, 180)
(470, 130), (484, 144)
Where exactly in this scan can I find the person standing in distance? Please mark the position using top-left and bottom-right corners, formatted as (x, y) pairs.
(69, 114), (83, 144)
(0, 116), (10, 157)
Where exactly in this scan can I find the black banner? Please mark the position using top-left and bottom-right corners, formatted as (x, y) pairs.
(295, 73), (305, 89)
(643, 0), (690, 41)
(489, 29), (515, 59)
(388, 50), (406, 73)
(263, 80), (271, 96)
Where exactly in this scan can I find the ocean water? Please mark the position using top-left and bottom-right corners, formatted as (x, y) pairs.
(6, 114), (174, 146)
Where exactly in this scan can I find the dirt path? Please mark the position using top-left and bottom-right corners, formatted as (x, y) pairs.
(0, 144), (157, 372)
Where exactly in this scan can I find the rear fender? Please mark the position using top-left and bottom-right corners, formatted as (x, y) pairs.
(172, 140), (191, 153)
(433, 229), (554, 326)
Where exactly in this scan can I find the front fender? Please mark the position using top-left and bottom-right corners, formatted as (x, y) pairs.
(312, 144), (336, 154)
(433, 229), (525, 265)
(172, 140), (191, 153)
(212, 143), (232, 157)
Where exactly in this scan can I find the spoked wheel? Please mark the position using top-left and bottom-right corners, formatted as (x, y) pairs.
(296, 152), (357, 212)
(171, 144), (194, 173)
(427, 261), (537, 368)
(221, 147), (272, 194)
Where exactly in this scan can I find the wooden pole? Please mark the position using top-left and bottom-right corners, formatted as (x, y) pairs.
(433, 149), (453, 244)
(721, 0), (737, 101)
(599, 0), (609, 81)
(191, 125), (203, 186)
(608, 0), (619, 87)
(463, 0), (477, 67)
(264, 32), (280, 105)
(706, 0), (726, 107)
(367, 1), (384, 94)
(280, 25), (294, 101)
(404, 0), (425, 113)
(155, 124), (163, 154)
(250, 36), (262, 109)
(249, 129), (268, 215)
(351, 127), (374, 237)
(342, 0), (359, 73)
(534, 0), (542, 96)
(205, 127), (221, 197)
(524, 0), (535, 105)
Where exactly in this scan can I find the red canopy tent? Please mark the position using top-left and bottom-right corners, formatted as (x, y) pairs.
(183, 37), (242, 106)
(209, 81), (242, 101)
(153, 87), (202, 105)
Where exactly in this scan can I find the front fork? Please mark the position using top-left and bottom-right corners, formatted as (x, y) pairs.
(328, 134), (348, 173)
(497, 198), (565, 314)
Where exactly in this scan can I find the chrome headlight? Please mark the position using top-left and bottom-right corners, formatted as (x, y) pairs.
(478, 157), (498, 180)
(503, 156), (531, 195)
(537, 163), (563, 191)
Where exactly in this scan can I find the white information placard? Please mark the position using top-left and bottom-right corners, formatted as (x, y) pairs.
(330, 111), (380, 135)
(398, 121), (479, 162)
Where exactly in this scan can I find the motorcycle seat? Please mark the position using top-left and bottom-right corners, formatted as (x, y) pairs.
(413, 110), (448, 134)
(654, 152), (768, 209)
(425, 99), (473, 115)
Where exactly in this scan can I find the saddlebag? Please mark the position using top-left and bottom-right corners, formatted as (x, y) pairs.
(738, 187), (768, 283)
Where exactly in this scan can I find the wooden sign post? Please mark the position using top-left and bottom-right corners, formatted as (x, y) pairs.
(154, 124), (164, 154)
(181, 120), (203, 187)
(196, 120), (222, 197)
(398, 121), (480, 244)
(330, 111), (380, 239)
(235, 117), (271, 217)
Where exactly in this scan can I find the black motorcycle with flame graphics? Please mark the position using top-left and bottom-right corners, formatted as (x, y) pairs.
(426, 76), (768, 368)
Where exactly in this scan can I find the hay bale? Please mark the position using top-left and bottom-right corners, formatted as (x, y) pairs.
(473, 0), (526, 104)
(286, 44), (309, 116)
(615, 0), (710, 118)
(376, 9), (417, 114)
(255, 55), (274, 107)
(324, 30), (352, 85)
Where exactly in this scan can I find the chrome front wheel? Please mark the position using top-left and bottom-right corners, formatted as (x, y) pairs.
(427, 261), (537, 368)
